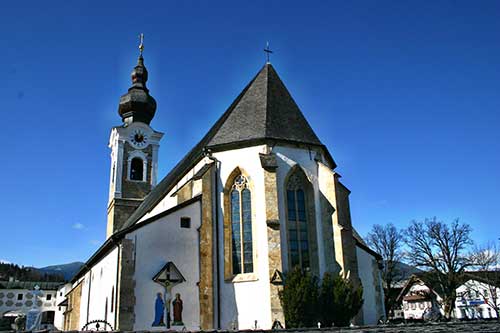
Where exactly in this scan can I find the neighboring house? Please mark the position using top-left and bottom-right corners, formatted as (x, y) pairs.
(397, 272), (500, 321)
(455, 273), (500, 320)
(397, 275), (442, 321)
(0, 280), (68, 330)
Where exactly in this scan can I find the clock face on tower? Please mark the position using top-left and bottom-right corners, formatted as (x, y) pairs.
(129, 129), (148, 148)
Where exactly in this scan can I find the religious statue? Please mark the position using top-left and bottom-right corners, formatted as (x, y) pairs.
(152, 293), (165, 326)
(172, 293), (184, 325)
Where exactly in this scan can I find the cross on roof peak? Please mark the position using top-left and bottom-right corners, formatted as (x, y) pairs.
(138, 33), (144, 56)
(264, 41), (273, 64)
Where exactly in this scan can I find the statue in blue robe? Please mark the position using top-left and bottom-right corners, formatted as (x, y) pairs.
(152, 292), (165, 326)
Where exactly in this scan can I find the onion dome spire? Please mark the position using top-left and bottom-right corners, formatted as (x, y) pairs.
(118, 34), (157, 125)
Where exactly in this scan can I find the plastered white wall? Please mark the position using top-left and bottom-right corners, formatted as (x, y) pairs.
(129, 200), (201, 331)
(356, 246), (384, 325)
(77, 246), (119, 329)
(214, 145), (270, 330)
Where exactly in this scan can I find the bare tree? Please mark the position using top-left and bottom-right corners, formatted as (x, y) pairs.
(366, 223), (404, 318)
(467, 242), (500, 319)
(404, 217), (473, 319)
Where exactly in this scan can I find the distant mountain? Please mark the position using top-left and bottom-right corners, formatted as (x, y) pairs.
(37, 262), (84, 281)
(395, 261), (423, 278)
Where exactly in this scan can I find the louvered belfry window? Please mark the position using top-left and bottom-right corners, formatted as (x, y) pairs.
(230, 175), (253, 274)
(286, 172), (310, 270)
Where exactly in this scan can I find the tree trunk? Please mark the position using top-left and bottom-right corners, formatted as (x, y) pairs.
(443, 297), (455, 320)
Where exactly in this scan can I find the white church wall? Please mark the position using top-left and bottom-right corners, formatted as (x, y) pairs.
(129, 200), (201, 331)
(77, 247), (119, 329)
(356, 246), (384, 325)
(214, 145), (272, 330)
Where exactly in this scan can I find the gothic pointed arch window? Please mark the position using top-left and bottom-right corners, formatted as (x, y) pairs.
(285, 168), (316, 271)
(224, 169), (256, 280)
(230, 175), (253, 275)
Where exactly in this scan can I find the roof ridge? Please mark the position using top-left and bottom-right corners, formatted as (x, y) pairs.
(264, 63), (271, 139)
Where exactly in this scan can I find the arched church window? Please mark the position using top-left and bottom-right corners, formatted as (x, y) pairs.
(130, 157), (144, 181)
(286, 171), (310, 270)
(230, 175), (253, 274)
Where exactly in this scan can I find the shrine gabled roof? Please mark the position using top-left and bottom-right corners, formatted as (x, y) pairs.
(119, 63), (335, 232)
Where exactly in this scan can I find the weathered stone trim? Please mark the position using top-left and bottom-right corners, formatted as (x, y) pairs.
(317, 162), (359, 282)
(199, 164), (215, 329)
(176, 180), (194, 204)
(116, 238), (136, 330)
(262, 157), (285, 325)
(64, 280), (82, 330)
(106, 198), (143, 238)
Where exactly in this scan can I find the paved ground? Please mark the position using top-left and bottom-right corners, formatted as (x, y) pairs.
(262, 321), (500, 333)
(2, 321), (500, 332)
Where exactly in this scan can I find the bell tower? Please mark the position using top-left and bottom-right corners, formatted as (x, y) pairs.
(107, 36), (164, 238)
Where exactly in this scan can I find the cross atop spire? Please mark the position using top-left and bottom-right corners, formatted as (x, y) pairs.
(139, 33), (144, 56)
(264, 41), (273, 64)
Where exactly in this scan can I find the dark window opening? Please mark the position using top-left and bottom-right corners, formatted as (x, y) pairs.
(180, 217), (191, 228)
(41, 311), (55, 325)
(130, 157), (144, 181)
(111, 286), (114, 312)
(46, 294), (52, 301)
(17, 294), (23, 301)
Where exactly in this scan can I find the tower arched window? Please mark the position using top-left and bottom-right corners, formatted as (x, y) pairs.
(230, 175), (253, 275)
(286, 170), (311, 270)
(130, 157), (144, 181)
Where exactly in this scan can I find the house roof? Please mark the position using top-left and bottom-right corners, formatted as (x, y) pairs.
(462, 271), (500, 288)
(0, 281), (63, 290)
(396, 271), (500, 303)
(119, 63), (335, 232)
(352, 228), (382, 260)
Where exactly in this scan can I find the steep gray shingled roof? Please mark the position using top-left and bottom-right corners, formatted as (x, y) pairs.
(208, 63), (322, 147)
(119, 63), (329, 231)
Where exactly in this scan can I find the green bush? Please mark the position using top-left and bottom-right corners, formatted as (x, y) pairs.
(280, 268), (364, 328)
(318, 272), (364, 327)
(279, 267), (319, 328)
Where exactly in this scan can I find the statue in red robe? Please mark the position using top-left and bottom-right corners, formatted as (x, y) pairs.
(172, 293), (183, 325)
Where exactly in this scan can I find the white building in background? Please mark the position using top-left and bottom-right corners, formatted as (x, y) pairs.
(0, 280), (68, 330)
(455, 278), (499, 319)
(62, 42), (386, 331)
(397, 273), (500, 321)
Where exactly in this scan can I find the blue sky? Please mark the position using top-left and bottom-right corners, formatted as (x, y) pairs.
(1, 1), (499, 267)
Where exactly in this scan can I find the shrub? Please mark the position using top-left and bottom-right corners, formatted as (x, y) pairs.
(279, 267), (319, 328)
(318, 272), (364, 327)
(280, 268), (364, 328)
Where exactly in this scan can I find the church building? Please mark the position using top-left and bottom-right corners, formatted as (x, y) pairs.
(63, 42), (385, 331)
